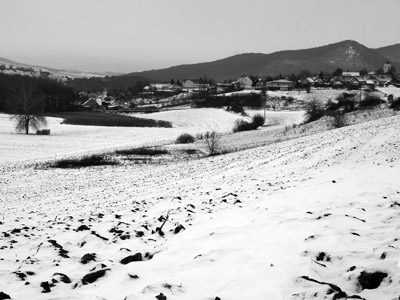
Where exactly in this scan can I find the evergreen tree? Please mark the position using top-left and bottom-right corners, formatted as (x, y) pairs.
(333, 68), (343, 77)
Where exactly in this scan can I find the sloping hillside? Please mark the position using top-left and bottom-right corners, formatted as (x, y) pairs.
(1, 114), (400, 299)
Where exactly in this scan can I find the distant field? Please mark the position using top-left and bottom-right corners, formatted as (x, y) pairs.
(128, 108), (249, 133)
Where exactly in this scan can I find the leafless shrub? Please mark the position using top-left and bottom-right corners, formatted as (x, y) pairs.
(204, 131), (222, 156)
(331, 111), (347, 128)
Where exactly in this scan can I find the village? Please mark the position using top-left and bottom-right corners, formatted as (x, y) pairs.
(80, 62), (398, 112)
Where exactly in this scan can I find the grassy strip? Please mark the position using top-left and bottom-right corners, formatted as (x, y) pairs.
(50, 154), (119, 168)
(50, 111), (172, 128)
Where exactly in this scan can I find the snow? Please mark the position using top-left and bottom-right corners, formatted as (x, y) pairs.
(218, 90), (261, 97)
(245, 109), (305, 126)
(377, 87), (400, 99)
(0, 109), (247, 167)
(1, 110), (400, 300)
(128, 108), (248, 133)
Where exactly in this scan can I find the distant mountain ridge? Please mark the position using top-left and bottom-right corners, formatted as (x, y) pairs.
(1, 40), (399, 87)
(124, 40), (400, 82)
(0, 57), (114, 79)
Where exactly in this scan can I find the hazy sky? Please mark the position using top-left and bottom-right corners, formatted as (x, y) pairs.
(1, 0), (400, 73)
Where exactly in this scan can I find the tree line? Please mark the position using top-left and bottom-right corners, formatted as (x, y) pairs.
(0, 73), (78, 113)
(0, 74), (79, 134)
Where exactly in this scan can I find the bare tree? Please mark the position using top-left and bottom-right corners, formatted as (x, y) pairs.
(204, 131), (222, 156)
(9, 79), (47, 134)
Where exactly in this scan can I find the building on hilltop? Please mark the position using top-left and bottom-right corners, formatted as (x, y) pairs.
(384, 62), (392, 74)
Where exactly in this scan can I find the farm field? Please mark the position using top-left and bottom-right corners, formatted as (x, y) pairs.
(128, 108), (249, 132)
(1, 108), (400, 299)
(0, 108), (304, 167)
(0, 113), (180, 168)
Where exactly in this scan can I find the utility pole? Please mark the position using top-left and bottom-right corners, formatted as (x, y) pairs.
(263, 88), (267, 121)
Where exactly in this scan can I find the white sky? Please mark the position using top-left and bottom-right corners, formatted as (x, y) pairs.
(1, 0), (400, 73)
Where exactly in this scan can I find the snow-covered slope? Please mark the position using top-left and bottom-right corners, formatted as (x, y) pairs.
(1, 115), (400, 300)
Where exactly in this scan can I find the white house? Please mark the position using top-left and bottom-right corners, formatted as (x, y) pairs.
(232, 76), (253, 89)
(182, 79), (210, 91)
(266, 79), (294, 91)
(342, 72), (360, 77)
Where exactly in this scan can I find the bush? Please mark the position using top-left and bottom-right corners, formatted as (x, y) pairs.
(36, 129), (51, 135)
(326, 93), (356, 112)
(195, 94), (262, 108)
(51, 154), (118, 168)
(228, 102), (246, 115)
(233, 114), (265, 133)
(176, 133), (195, 144)
(233, 119), (253, 132)
(304, 98), (325, 123)
(116, 147), (168, 156)
(359, 94), (382, 108)
(195, 133), (204, 140)
(252, 114), (265, 128)
(337, 93), (356, 111)
(287, 97), (295, 104)
(389, 97), (400, 110)
(330, 111), (347, 128)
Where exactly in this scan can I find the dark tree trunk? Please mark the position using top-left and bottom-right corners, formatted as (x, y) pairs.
(25, 116), (29, 134)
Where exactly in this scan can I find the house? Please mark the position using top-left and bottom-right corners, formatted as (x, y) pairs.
(169, 83), (183, 92)
(300, 77), (315, 86)
(232, 76), (253, 89)
(182, 79), (197, 90)
(266, 79), (294, 91)
(342, 72), (360, 77)
(374, 76), (392, 87)
(347, 76), (366, 89)
(314, 78), (326, 87)
(332, 81), (344, 89)
(82, 99), (100, 109)
(365, 80), (375, 89)
(216, 83), (234, 93)
(182, 79), (210, 92)
(108, 99), (129, 110)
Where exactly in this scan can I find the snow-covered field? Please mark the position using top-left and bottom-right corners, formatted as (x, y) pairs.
(377, 87), (400, 99)
(1, 110), (400, 300)
(129, 108), (248, 132)
(246, 109), (305, 126)
(0, 114), (181, 167)
(0, 109), (250, 167)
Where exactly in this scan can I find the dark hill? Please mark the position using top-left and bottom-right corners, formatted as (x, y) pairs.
(124, 40), (399, 81)
(374, 44), (400, 64)
(65, 75), (155, 91)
